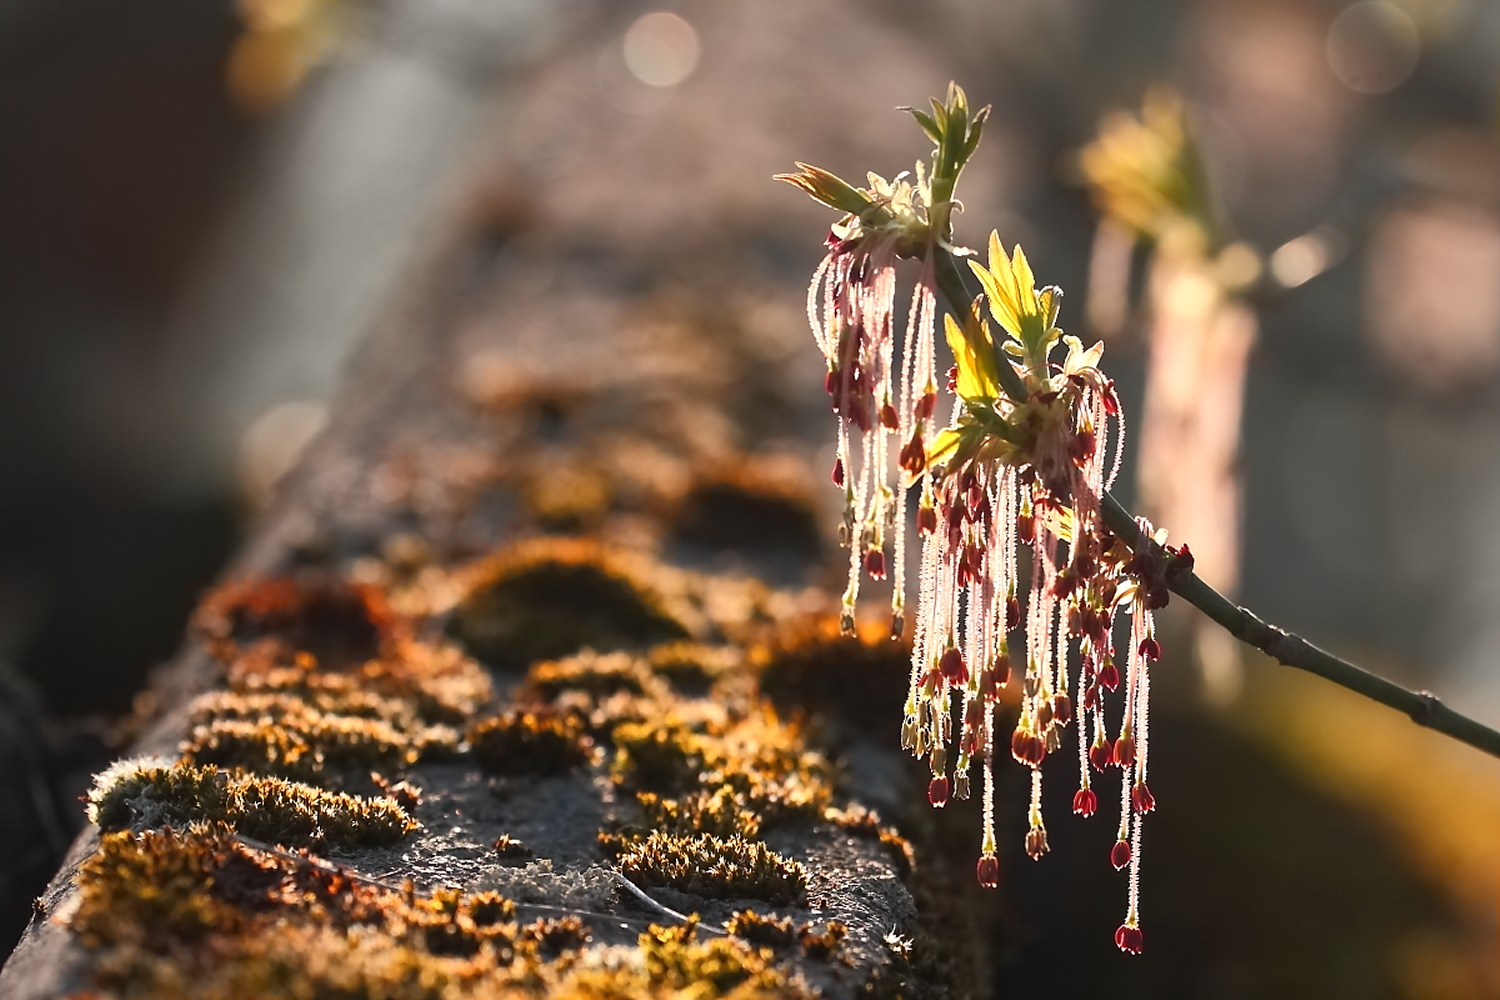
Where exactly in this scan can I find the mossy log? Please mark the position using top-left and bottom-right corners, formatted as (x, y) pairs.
(0, 65), (991, 1000)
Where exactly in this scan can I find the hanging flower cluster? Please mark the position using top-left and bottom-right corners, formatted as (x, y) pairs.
(779, 85), (1189, 954)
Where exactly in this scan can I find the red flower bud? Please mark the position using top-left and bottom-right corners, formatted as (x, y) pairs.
(988, 653), (1011, 693)
(1138, 636), (1161, 662)
(1051, 694), (1073, 729)
(880, 402), (899, 429)
(1114, 923), (1144, 954)
(1098, 662), (1120, 692)
(916, 503), (938, 535)
(1005, 595), (1022, 631)
(831, 458), (845, 488)
(1071, 428), (1097, 466)
(975, 854), (1000, 889)
(1010, 729), (1045, 767)
(824, 368), (839, 396)
(1089, 740), (1112, 772)
(1072, 787), (1097, 817)
(939, 646), (968, 685)
(1110, 839), (1131, 870)
(1102, 387), (1120, 416)
(927, 775), (950, 808)
(865, 548), (887, 581)
(1017, 513), (1035, 544)
(1113, 736), (1135, 769)
(916, 390), (937, 420)
(899, 434), (926, 475)
(1025, 827), (1049, 860)
(1132, 782), (1156, 814)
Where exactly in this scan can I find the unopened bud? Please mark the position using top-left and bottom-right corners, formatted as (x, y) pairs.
(975, 854), (1000, 888)
(1051, 694), (1073, 728)
(1017, 513), (1035, 544)
(865, 548), (887, 581)
(1010, 728), (1045, 767)
(880, 402), (899, 429)
(1112, 736), (1135, 768)
(927, 775), (950, 808)
(1114, 923), (1144, 955)
(1110, 839), (1131, 870)
(916, 502), (938, 535)
(953, 771), (970, 800)
(939, 646), (968, 685)
(889, 613), (905, 641)
(1025, 826), (1049, 860)
(1098, 661), (1120, 692)
(1132, 782), (1156, 814)
(831, 458), (845, 488)
(1138, 636), (1161, 662)
(899, 434), (926, 475)
(1072, 787), (1098, 817)
(839, 611), (856, 636)
(824, 368), (840, 396)
(1089, 740), (1112, 773)
(1006, 596), (1022, 631)
(916, 390), (937, 420)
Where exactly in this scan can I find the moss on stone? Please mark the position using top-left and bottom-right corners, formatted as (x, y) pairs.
(617, 830), (808, 905)
(467, 710), (595, 775)
(87, 760), (416, 849)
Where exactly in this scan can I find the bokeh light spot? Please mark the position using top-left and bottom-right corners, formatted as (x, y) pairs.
(622, 12), (700, 89)
(1327, 2), (1419, 94)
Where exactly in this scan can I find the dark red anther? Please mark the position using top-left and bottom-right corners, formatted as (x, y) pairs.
(824, 368), (840, 396)
(1110, 839), (1131, 870)
(969, 492), (990, 523)
(946, 364), (959, 391)
(1138, 636), (1161, 662)
(1083, 683), (1101, 712)
(1010, 729), (1045, 767)
(1025, 827), (1049, 860)
(1017, 513), (1035, 544)
(1098, 661), (1120, 692)
(1169, 543), (1195, 575)
(1114, 923), (1144, 954)
(1006, 595), (1022, 631)
(1132, 782), (1156, 814)
(1113, 736), (1136, 769)
(917, 503), (938, 535)
(1089, 740), (1112, 773)
(1072, 787), (1098, 817)
(990, 653), (1011, 691)
(927, 775), (950, 808)
(864, 548), (887, 581)
(939, 646), (968, 685)
(1051, 694), (1073, 729)
(880, 402), (899, 429)
(1102, 387), (1120, 416)
(1071, 427), (1097, 466)
(900, 434), (926, 475)
(975, 854), (1000, 889)
(916, 390), (937, 421)
(831, 458), (845, 488)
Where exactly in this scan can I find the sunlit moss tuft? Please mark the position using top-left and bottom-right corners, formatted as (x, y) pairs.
(617, 830), (808, 904)
(88, 760), (416, 848)
(468, 710), (595, 775)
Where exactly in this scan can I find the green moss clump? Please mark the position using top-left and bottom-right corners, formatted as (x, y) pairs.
(183, 706), (448, 785)
(825, 804), (916, 880)
(796, 920), (847, 960)
(88, 760), (416, 849)
(640, 920), (805, 998)
(525, 649), (659, 701)
(647, 642), (740, 696)
(617, 831), (807, 905)
(519, 915), (591, 958)
(638, 788), (761, 839)
(194, 572), (409, 668)
(468, 710), (595, 775)
(725, 910), (798, 950)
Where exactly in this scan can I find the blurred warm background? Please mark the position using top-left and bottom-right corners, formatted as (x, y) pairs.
(1, 0), (1498, 994)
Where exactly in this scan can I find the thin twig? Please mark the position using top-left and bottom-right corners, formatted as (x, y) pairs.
(929, 245), (1500, 760)
(608, 871), (727, 935)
